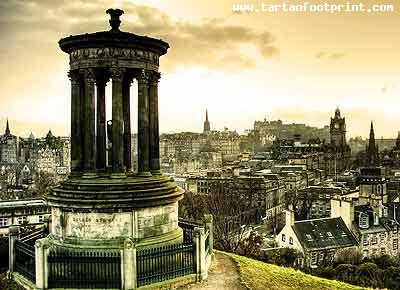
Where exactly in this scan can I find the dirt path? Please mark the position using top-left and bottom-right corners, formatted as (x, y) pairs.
(181, 252), (247, 290)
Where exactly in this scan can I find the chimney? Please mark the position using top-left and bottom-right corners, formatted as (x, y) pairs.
(286, 205), (295, 227)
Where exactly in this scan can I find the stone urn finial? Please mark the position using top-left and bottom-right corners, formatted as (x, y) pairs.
(106, 8), (124, 31)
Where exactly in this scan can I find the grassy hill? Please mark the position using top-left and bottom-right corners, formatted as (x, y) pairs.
(222, 251), (376, 290)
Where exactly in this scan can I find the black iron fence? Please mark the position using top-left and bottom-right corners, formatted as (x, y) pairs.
(137, 243), (196, 287)
(179, 219), (201, 244)
(20, 226), (47, 246)
(15, 240), (36, 282)
(48, 249), (121, 289)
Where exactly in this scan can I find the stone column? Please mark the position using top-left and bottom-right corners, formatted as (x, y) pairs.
(149, 72), (161, 175)
(122, 239), (136, 290)
(35, 238), (50, 290)
(110, 67), (126, 177)
(68, 70), (83, 175)
(123, 78), (133, 172)
(8, 226), (19, 275)
(81, 68), (97, 177)
(137, 69), (152, 177)
(96, 74), (108, 173)
(203, 214), (214, 255)
(193, 227), (207, 282)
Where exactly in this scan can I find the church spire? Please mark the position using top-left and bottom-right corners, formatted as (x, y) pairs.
(369, 121), (375, 142)
(366, 121), (379, 166)
(203, 109), (211, 133)
(5, 119), (10, 136)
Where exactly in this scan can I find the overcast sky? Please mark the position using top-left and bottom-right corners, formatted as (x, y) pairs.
(0, 0), (399, 138)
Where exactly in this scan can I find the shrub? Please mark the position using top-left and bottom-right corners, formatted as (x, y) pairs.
(335, 264), (357, 284)
(355, 262), (384, 289)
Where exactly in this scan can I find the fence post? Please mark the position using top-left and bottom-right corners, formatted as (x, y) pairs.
(35, 238), (50, 290)
(203, 214), (213, 255)
(8, 225), (19, 278)
(122, 238), (136, 290)
(193, 227), (207, 281)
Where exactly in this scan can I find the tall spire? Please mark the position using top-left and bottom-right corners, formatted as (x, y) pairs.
(369, 121), (375, 141)
(366, 120), (378, 166)
(5, 119), (10, 136)
(203, 109), (211, 133)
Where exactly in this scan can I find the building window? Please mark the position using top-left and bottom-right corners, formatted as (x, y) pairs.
(380, 233), (385, 242)
(327, 251), (334, 261)
(282, 234), (286, 242)
(394, 239), (398, 250)
(381, 248), (386, 255)
(17, 216), (27, 225)
(371, 235), (378, 245)
(311, 252), (317, 265)
(363, 235), (369, 246)
(0, 218), (8, 227)
(289, 237), (293, 245)
(319, 252), (324, 263)
(359, 213), (369, 228)
(394, 226), (398, 234)
(38, 215), (44, 223)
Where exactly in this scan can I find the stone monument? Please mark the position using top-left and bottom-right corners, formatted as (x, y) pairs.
(46, 8), (184, 250)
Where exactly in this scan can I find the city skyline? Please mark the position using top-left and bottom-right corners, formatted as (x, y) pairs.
(0, 0), (399, 138)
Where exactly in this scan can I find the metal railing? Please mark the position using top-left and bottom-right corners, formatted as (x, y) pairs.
(136, 243), (196, 287)
(15, 240), (36, 282)
(20, 226), (47, 245)
(179, 219), (201, 245)
(48, 249), (121, 289)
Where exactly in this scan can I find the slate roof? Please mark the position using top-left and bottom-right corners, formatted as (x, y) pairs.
(292, 217), (357, 251)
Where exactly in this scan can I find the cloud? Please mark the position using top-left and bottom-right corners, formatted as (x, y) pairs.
(0, 0), (279, 72)
(315, 51), (346, 60)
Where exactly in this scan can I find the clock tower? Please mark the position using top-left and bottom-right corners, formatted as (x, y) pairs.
(330, 107), (346, 147)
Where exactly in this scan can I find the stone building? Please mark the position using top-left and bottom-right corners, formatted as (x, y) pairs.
(19, 130), (71, 178)
(276, 209), (357, 268)
(0, 120), (18, 165)
(321, 108), (351, 176)
(0, 198), (49, 237)
(295, 186), (348, 220)
(159, 125), (240, 174)
(329, 166), (400, 259)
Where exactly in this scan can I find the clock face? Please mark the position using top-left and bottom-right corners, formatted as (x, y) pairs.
(335, 123), (339, 129)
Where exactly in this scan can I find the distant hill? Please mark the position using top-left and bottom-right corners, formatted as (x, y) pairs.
(223, 251), (374, 290)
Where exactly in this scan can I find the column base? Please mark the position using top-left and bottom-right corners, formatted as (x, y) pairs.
(126, 171), (136, 177)
(110, 172), (127, 179)
(137, 171), (153, 177)
(68, 171), (82, 179)
(81, 172), (98, 179)
(150, 170), (162, 176)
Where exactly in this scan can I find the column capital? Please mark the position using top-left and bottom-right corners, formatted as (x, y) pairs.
(96, 75), (109, 88)
(79, 68), (96, 84)
(138, 69), (149, 84)
(68, 70), (81, 85)
(149, 71), (161, 85)
(110, 67), (126, 82)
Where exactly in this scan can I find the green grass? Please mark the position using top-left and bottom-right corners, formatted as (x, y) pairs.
(0, 272), (24, 290)
(221, 251), (376, 290)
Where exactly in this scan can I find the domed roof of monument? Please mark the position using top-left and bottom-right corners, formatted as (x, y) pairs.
(59, 8), (169, 56)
